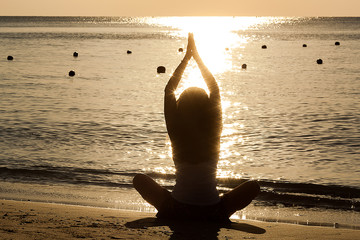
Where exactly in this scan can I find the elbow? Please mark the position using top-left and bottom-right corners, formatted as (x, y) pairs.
(164, 85), (173, 94)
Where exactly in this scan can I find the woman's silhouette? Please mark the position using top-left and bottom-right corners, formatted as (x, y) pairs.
(133, 33), (260, 222)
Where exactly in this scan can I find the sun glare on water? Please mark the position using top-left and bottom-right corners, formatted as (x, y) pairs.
(145, 17), (271, 176)
(148, 17), (267, 96)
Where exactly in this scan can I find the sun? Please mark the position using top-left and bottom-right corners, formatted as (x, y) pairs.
(147, 17), (268, 96)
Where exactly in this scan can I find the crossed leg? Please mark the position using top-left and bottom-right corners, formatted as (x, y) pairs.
(133, 173), (170, 211)
(133, 174), (260, 218)
(221, 180), (260, 217)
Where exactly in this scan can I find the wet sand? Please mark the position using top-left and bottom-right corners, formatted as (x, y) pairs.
(0, 199), (357, 239)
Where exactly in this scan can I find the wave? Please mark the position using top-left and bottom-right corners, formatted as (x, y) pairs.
(0, 31), (176, 41)
(3, 29), (360, 42)
(0, 166), (135, 188)
(236, 31), (360, 41)
(0, 16), (169, 28)
(253, 180), (360, 211)
(1, 166), (359, 212)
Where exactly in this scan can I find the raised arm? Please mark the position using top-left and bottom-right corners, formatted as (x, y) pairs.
(191, 37), (220, 103)
(164, 54), (191, 97)
(164, 34), (193, 96)
(164, 34), (193, 130)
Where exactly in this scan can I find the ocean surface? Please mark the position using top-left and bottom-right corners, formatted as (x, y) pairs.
(0, 16), (359, 228)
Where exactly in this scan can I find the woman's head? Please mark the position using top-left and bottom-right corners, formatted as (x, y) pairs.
(177, 87), (210, 121)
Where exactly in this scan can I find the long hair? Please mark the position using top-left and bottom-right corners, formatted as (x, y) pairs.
(176, 87), (212, 131)
(174, 87), (221, 163)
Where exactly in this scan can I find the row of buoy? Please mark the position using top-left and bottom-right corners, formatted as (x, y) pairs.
(7, 49), (133, 62)
(6, 40), (342, 76)
(260, 41), (341, 65)
(73, 50), (133, 57)
(262, 41), (340, 49)
(5, 50), (136, 77)
(2, 55), (325, 76)
(69, 51), (132, 76)
(175, 42), (341, 53)
(157, 46), (194, 73)
(71, 52), (78, 76)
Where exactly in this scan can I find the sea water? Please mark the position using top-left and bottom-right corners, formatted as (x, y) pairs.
(0, 16), (359, 228)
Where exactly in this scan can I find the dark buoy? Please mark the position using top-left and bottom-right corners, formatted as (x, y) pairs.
(225, 47), (229, 51)
(303, 44), (307, 47)
(7, 56), (13, 61)
(178, 48), (183, 52)
(335, 41), (340, 46)
(69, 70), (76, 76)
(316, 59), (323, 64)
(242, 63), (247, 69)
(73, 51), (79, 57)
(127, 50), (132, 54)
(157, 66), (166, 74)
(261, 45), (267, 49)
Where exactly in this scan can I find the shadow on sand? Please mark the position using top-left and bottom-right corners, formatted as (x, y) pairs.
(125, 217), (266, 239)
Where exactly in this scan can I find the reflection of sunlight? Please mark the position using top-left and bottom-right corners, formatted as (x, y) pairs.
(148, 17), (268, 78)
(158, 154), (166, 159)
(152, 17), (266, 99)
(220, 137), (237, 159)
(221, 99), (232, 113)
(221, 126), (237, 137)
(174, 62), (209, 97)
(220, 96), (246, 159)
(217, 168), (242, 179)
(166, 139), (172, 158)
(152, 166), (175, 175)
(148, 17), (268, 175)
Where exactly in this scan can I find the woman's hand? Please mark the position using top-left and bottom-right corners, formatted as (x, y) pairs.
(184, 33), (195, 60)
(190, 34), (200, 61)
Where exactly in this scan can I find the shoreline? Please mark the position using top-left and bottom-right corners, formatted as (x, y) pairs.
(1, 199), (359, 240)
(1, 181), (359, 230)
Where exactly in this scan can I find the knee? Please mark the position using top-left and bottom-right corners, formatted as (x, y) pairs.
(133, 173), (147, 188)
(247, 180), (261, 197)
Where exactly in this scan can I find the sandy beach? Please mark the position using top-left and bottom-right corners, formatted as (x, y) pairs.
(0, 199), (358, 240)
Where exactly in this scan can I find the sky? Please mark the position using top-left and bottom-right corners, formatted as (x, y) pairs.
(1, 0), (359, 16)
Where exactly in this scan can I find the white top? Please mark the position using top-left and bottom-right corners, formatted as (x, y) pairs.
(171, 161), (220, 206)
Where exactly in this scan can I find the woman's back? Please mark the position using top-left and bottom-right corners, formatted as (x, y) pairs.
(167, 87), (222, 165)
(163, 34), (222, 205)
